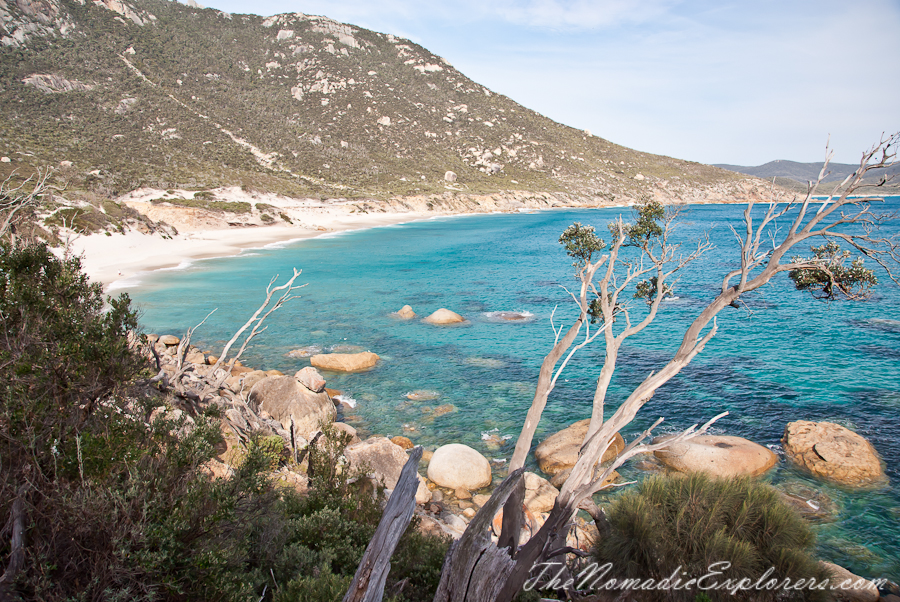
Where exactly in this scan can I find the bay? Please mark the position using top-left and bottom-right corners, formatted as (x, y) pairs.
(129, 199), (900, 576)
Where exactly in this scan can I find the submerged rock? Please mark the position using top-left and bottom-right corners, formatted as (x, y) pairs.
(775, 481), (840, 523)
(310, 351), (379, 372)
(653, 434), (777, 477)
(782, 421), (885, 487)
(287, 345), (322, 358)
(406, 389), (440, 401)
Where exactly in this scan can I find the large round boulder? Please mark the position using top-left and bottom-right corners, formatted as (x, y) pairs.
(248, 376), (335, 441)
(423, 308), (465, 325)
(310, 351), (379, 372)
(782, 421), (885, 487)
(535, 419), (625, 476)
(344, 437), (430, 504)
(653, 435), (777, 477)
(427, 443), (492, 490)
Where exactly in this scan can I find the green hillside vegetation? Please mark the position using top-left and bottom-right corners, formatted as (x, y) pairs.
(0, 0), (749, 205)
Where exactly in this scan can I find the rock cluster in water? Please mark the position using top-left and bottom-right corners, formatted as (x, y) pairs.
(145, 331), (891, 577)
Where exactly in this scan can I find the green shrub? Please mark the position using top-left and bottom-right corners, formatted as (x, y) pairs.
(0, 246), (449, 602)
(0, 243), (141, 473)
(274, 567), (352, 602)
(593, 473), (829, 601)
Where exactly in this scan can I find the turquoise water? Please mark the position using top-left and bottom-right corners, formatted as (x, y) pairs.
(127, 200), (900, 578)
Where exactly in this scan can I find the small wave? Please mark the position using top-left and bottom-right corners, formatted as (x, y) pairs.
(333, 394), (357, 409)
(107, 277), (142, 291)
(158, 259), (194, 271)
(329, 344), (365, 353)
(481, 428), (513, 441)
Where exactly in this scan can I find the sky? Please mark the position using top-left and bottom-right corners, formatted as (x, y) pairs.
(197, 0), (900, 166)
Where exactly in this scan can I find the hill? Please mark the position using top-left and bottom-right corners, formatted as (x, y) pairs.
(714, 159), (900, 195)
(0, 0), (778, 217)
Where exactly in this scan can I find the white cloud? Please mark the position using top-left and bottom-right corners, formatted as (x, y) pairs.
(477, 0), (677, 30)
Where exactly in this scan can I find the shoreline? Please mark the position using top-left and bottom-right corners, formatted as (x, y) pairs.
(68, 191), (790, 291)
(70, 211), (429, 289)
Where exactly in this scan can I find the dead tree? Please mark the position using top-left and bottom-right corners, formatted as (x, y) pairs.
(0, 170), (53, 244)
(200, 269), (306, 397)
(445, 132), (899, 601)
(344, 447), (424, 602)
(147, 269), (306, 406)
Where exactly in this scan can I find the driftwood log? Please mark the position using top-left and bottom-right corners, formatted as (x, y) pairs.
(343, 446), (424, 602)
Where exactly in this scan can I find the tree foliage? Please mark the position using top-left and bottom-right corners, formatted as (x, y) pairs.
(789, 241), (878, 300)
(559, 222), (605, 269)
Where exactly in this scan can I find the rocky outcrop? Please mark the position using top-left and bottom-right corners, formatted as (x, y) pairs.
(344, 437), (430, 504)
(294, 366), (326, 392)
(426, 443), (492, 490)
(653, 435), (777, 477)
(423, 308), (465, 325)
(819, 562), (880, 602)
(395, 305), (416, 319)
(782, 421), (885, 487)
(534, 419), (625, 476)
(523, 471), (558, 514)
(331, 421), (361, 445)
(310, 351), (379, 372)
(248, 375), (335, 440)
(23, 73), (93, 94)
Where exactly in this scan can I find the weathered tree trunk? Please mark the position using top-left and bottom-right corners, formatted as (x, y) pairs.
(433, 468), (524, 602)
(343, 446), (423, 602)
(0, 485), (28, 602)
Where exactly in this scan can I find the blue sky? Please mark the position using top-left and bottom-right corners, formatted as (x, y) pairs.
(197, 0), (899, 165)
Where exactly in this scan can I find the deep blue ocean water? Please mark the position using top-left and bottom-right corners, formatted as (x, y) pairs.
(127, 199), (900, 577)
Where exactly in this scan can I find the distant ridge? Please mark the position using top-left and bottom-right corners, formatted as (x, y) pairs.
(714, 160), (900, 194)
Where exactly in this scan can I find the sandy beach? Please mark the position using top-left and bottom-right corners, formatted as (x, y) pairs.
(68, 209), (428, 289)
(64, 182), (766, 290)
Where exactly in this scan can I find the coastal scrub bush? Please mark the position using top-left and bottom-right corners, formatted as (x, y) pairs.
(0, 242), (142, 477)
(0, 244), (449, 601)
(592, 473), (829, 601)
